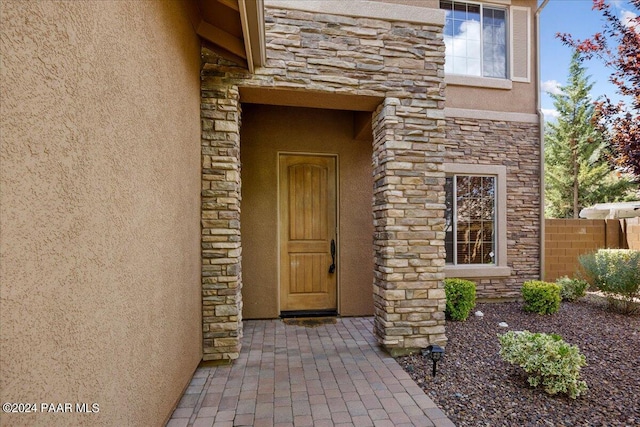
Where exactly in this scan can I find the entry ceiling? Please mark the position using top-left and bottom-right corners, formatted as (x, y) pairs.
(192, 0), (265, 72)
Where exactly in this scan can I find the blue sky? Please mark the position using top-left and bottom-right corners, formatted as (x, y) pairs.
(539, 0), (637, 120)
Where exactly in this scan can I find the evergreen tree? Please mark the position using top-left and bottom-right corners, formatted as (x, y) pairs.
(545, 51), (634, 219)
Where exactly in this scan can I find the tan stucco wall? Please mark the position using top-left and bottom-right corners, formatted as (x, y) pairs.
(240, 105), (374, 318)
(1, 1), (202, 426)
(446, 80), (536, 114)
(445, 80), (536, 114)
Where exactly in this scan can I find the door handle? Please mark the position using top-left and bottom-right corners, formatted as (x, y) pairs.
(328, 239), (336, 274)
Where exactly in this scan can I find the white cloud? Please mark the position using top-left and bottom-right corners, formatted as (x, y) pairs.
(541, 80), (563, 95)
(542, 108), (560, 119)
(444, 21), (482, 76)
(443, 19), (506, 78)
(482, 21), (506, 78)
(621, 10), (638, 30)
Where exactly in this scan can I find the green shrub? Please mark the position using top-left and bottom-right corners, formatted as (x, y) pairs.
(521, 280), (561, 314)
(444, 278), (476, 321)
(498, 330), (587, 399)
(579, 249), (640, 314)
(556, 276), (588, 302)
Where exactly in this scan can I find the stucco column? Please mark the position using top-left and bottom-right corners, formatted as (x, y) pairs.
(372, 97), (448, 356)
(201, 82), (243, 361)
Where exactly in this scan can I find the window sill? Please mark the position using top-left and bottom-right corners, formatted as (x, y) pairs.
(445, 74), (513, 90)
(445, 265), (512, 278)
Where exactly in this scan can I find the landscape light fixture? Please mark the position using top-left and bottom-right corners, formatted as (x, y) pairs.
(422, 344), (444, 377)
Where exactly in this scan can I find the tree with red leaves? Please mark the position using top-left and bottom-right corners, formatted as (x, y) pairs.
(559, 0), (640, 179)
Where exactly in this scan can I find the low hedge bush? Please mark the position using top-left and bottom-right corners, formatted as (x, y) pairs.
(444, 278), (476, 321)
(521, 280), (561, 315)
(556, 276), (588, 302)
(498, 330), (588, 399)
(579, 249), (640, 314)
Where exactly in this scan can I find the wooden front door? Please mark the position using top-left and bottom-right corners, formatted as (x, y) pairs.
(279, 154), (337, 312)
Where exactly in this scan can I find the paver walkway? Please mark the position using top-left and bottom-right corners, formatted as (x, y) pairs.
(167, 317), (454, 427)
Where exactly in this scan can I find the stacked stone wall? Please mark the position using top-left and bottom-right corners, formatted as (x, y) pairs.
(444, 117), (541, 299)
(201, 85), (244, 361)
(372, 98), (448, 351)
(248, 8), (446, 98)
(200, 6), (448, 359)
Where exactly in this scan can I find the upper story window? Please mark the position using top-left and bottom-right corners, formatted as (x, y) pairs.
(440, 0), (508, 79)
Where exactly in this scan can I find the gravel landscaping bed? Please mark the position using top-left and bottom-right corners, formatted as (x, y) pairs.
(398, 296), (640, 426)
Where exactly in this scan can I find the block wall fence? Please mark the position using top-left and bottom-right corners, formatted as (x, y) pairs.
(544, 217), (640, 282)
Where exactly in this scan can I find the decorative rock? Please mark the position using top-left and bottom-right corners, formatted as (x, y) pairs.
(475, 311), (484, 317)
(498, 322), (509, 328)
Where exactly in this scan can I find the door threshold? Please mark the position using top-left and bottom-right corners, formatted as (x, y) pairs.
(280, 310), (338, 319)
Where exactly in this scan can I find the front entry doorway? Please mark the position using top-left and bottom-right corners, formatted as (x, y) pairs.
(279, 154), (337, 314)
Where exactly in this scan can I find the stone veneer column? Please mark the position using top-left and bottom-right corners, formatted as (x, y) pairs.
(201, 83), (243, 361)
(372, 97), (448, 355)
(199, 3), (450, 357)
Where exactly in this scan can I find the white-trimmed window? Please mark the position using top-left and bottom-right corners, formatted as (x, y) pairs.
(444, 164), (510, 278)
(441, 0), (508, 79)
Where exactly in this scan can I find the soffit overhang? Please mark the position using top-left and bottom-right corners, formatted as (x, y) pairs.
(188, 0), (266, 72)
